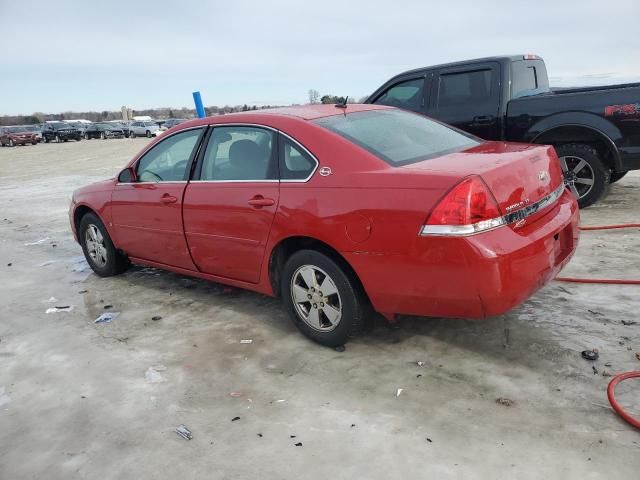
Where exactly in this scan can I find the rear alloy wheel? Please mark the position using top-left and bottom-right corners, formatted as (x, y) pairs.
(281, 249), (367, 347)
(79, 212), (129, 277)
(556, 143), (609, 209)
(610, 171), (628, 184)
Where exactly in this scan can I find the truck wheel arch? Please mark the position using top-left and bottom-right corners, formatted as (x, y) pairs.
(527, 113), (622, 172)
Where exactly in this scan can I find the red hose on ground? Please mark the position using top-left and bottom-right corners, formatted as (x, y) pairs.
(607, 372), (640, 429)
(555, 223), (640, 284)
(579, 223), (640, 231)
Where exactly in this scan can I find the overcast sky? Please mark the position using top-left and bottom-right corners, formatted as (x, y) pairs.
(1, 0), (639, 115)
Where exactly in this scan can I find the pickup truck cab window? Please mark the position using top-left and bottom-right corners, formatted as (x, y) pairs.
(371, 77), (425, 113)
(430, 63), (501, 141)
(199, 126), (276, 181)
(135, 128), (203, 182)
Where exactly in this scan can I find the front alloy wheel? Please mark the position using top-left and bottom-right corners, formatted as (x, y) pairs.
(85, 224), (108, 268)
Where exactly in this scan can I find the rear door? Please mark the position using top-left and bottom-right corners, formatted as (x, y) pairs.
(427, 62), (501, 140)
(182, 125), (279, 283)
(110, 127), (205, 269)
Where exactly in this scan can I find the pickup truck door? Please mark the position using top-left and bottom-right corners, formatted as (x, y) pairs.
(427, 62), (501, 140)
(368, 75), (429, 114)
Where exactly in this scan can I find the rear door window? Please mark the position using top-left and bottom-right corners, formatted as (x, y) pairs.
(371, 78), (425, 113)
(436, 69), (493, 108)
(199, 126), (277, 181)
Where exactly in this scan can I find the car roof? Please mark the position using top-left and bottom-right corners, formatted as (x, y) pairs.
(178, 104), (391, 130)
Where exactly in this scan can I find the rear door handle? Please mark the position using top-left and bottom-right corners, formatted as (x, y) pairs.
(248, 195), (275, 208)
(160, 193), (178, 204)
(472, 115), (495, 125)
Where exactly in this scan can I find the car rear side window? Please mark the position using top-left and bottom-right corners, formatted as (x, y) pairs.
(279, 135), (317, 180)
(372, 78), (424, 113)
(437, 69), (492, 107)
(511, 61), (538, 98)
(200, 126), (277, 181)
(136, 128), (203, 182)
(314, 109), (479, 166)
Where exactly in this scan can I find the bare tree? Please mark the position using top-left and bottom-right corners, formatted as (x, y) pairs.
(308, 89), (320, 104)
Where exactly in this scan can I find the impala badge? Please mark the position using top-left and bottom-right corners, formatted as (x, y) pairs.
(538, 170), (549, 182)
(319, 166), (332, 176)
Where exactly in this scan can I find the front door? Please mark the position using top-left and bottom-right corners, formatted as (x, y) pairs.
(428, 62), (501, 140)
(183, 125), (279, 283)
(111, 127), (205, 269)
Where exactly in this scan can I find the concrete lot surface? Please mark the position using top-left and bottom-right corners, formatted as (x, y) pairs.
(1, 139), (639, 479)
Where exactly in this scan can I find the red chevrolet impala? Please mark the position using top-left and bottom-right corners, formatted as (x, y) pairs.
(70, 104), (579, 346)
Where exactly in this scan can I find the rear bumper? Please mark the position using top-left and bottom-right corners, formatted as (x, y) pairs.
(345, 188), (579, 319)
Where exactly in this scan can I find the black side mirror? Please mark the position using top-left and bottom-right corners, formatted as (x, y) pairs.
(118, 167), (136, 183)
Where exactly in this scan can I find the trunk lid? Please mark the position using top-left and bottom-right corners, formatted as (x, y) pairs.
(401, 141), (564, 218)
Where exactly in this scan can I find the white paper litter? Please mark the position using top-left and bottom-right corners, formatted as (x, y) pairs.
(396, 388), (404, 398)
(24, 237), (50, 246)
(94, 312), (119, 324)
(46, 306), (73, 314)
(145, 366), (166, 383)
(240, 339), (253, 344)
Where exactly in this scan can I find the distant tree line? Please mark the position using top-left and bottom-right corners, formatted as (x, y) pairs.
(0, 104), (287, 126)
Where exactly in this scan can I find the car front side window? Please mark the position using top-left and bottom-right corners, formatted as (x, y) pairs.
(135, 128), (203, 182)
(373, 78), (425, 112)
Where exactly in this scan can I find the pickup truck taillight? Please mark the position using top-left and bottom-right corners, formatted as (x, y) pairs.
(420, 176), (505, 236)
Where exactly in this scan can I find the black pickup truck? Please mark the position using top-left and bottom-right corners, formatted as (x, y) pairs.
(366, 55), (640, 207)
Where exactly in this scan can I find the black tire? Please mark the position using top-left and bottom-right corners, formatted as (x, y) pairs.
(555, 143), (610, 209)
(281, 249), (367, 347)
(145, 130), (151, 138)
(84, 133), (89, 140)
(79, 212), (129, 277)
(101, 132), (106, 140)
(55, 135), (61, 143)
(610, 171), (628, 184)
(43, 136), (48, 143)
(9, 139), (14, 147)
(32, 142), (37, 146)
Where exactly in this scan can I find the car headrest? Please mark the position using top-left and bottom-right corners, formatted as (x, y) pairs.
(229, 139), (266, 170)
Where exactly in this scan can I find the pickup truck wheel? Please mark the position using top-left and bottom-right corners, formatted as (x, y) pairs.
(556, 143), (609, 208)
(281, 249), (367, 347)
(79, 212), (129, 277)
(609, 171), (628, 184)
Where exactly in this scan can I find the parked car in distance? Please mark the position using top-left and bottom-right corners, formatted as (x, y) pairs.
(108, 121), (131, 138)
(366, 54), (640, 208)
(0, 126), (38, 146)
(42, 122), (82, 143)
(160, 118), (188, 131)
(22, 125), (43, 142)
(70, 105), (579, 347)
(84, 123), (125, 140)
(129, 121), (161, 138)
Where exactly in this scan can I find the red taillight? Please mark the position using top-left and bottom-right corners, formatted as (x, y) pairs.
(422, 176), (504, 236)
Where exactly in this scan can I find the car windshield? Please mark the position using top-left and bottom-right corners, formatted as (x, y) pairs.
(52, 122), (71, 129)
(143, 122), (157, 126)
(7, 127), (27, 133)
(313, 109), (480, 166)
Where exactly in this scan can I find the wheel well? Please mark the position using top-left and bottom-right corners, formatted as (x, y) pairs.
(73, 205), (94, 234)
(533, 125), (619, 171)
(268, 236), (368, 302)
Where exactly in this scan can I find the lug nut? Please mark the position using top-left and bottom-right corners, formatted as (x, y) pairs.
(320, 302), (324, 307)
(310, 287), (315, 292)
(313, 303), (317, 309)
(307, 294), (312, 299)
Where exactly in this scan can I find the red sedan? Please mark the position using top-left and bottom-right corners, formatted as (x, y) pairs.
(70, 105), (579, 346)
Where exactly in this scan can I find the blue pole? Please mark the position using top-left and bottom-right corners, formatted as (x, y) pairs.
(192, 91), (205, 118)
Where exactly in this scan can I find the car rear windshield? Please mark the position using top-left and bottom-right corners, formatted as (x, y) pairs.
(313, 109), (480, 166)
